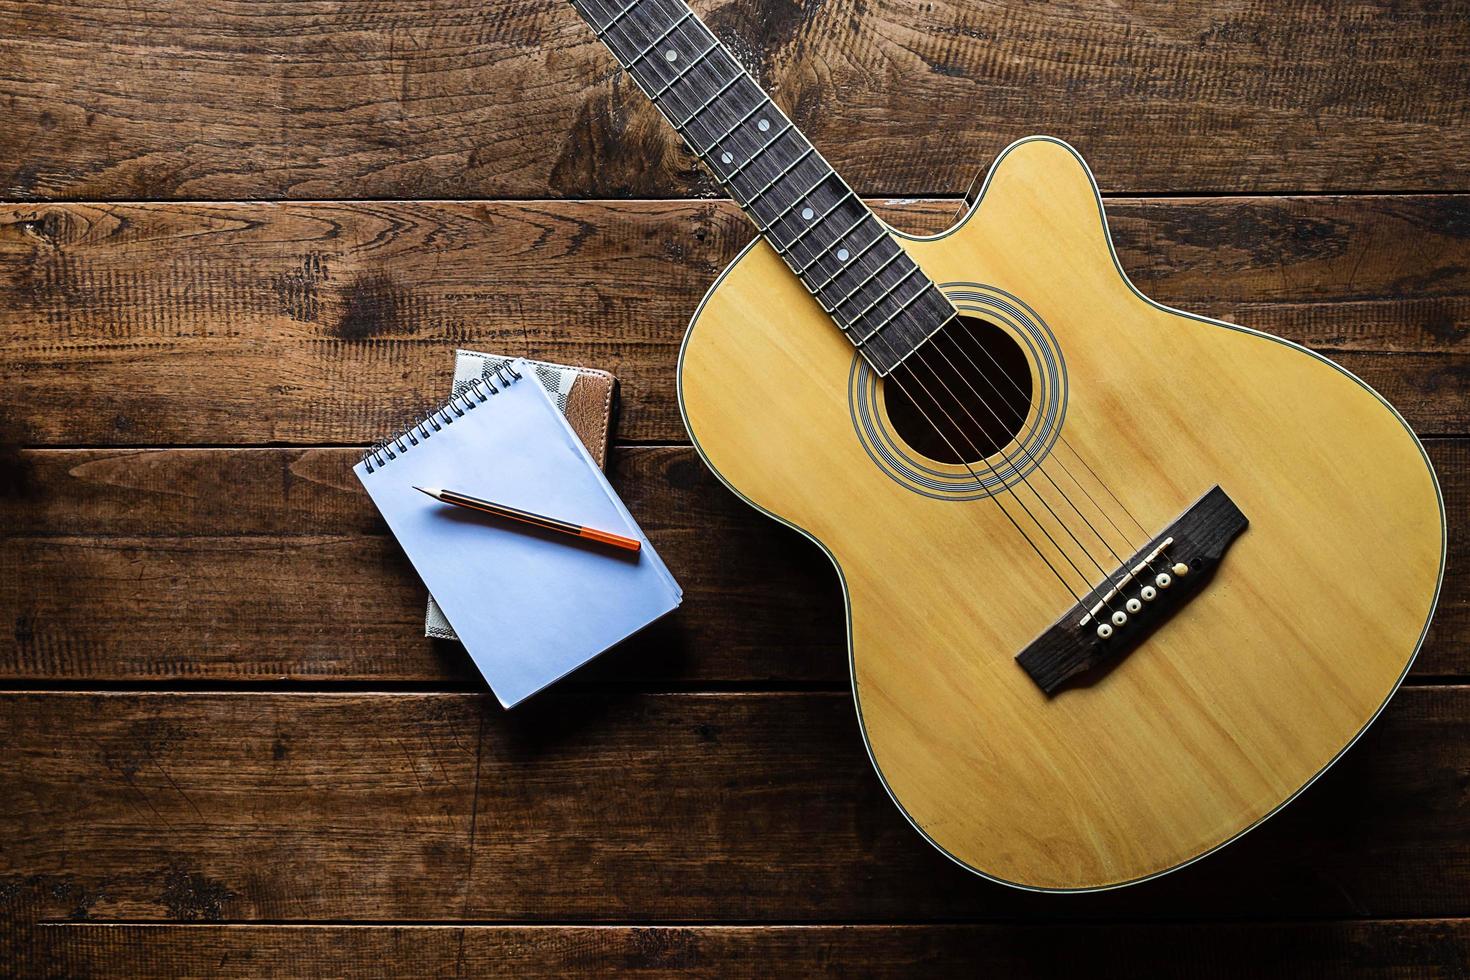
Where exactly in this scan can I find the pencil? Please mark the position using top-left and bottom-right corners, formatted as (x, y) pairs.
(415, 486), (641, 553)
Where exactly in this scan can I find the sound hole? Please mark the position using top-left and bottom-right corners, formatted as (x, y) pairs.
(883, 316), (1033, 464)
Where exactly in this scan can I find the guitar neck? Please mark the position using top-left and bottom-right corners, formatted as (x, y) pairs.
(567, 0), (955, 374)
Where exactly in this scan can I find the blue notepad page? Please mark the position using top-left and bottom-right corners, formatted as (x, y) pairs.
(354, 361), (681, 707)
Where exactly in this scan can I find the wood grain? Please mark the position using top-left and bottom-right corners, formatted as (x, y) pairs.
(11, 921), (1469, 979)
(0, 441), (1463, 683)
(0, 196), (1464, 445)
(0, 689), (1466, 922)
(679, 137), (1447, 887)
(0, 447), (845, 684)
(2, 0), (1467, 968)
(3, 1), (1469, 199)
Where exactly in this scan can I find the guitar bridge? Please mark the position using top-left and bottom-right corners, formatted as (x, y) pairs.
(1016, 486), (1249, 694)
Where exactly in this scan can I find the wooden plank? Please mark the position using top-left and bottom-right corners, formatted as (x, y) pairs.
(0, 689), (1466, 922)
(10, 921), (1469, 979)
(0, 196), (1465, 445)
(2, 441), (1462, 683)
(3, 1), (1468, 199)
(0, 446), (846, 684)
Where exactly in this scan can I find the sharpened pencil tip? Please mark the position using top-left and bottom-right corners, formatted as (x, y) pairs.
(415, 486), (441, 499)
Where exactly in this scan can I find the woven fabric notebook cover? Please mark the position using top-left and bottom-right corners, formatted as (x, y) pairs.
(426, 349), (617, 639)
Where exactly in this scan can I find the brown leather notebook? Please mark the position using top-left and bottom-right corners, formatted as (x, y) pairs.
(425, 349), (618, 639)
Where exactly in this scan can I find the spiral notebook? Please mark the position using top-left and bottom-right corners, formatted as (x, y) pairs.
(425, 350), (617, 640)
(355, 359), (681, 707)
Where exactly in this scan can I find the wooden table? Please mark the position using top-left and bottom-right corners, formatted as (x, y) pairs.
(2, 2), (1467, 975)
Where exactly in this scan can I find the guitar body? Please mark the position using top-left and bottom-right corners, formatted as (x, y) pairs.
(677, 137), (1445, 890)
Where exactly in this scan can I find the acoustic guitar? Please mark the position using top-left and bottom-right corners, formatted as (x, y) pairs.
(566, 0), (1445, 890)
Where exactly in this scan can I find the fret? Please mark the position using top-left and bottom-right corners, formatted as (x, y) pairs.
(726, 120), (794, 181)
(586, 0), (640, 36)
(770, 168), (833, 227)
(707, 99), (766, 155)
(911, 288), (957, 338)
(589, 3), (711, 108)
(747, 184), (834, 254)
(859, 285), (946, 358)
(832, 247), (903, 309)
(800, 228), (884, 294)
(762, 171), (846, 254)
(809, 221), (886, 283)
(854, 255), (923, 318)
(649, 41), (717, 98)
(867, 277), (929, 334)
(723, 131), (812, 230)
(674, 72), (740, 128)
(745, 147), (814, 205)
(772, 191), (854, 255)
(581, 0), (655, 67)
(873, 302), (958, 372)
(627, 11), (694, 67)
(682, 80), (763, 159)
(640, 19), (719, 95)
(659, 57), (744, 144)
(848, 265), (920, 336)
(795, 213), (869, 274)
(583, 34), (653, 100)
(751, 182), (831, 246)
(782, 194), (865, 269)
(770, 193), (852, 255)
(782, 174), (840, 224)
(776, 202), (858, 264)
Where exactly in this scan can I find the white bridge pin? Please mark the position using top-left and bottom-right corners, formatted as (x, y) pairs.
(1096, 623), (1113, 639)
(1173, 562), (1190, 576)
(1111, 610), (1128, 627)
(1156, 572), (1172, 588)
(1126, 598), (1142, 613)
(1141, 585), (1157, 601)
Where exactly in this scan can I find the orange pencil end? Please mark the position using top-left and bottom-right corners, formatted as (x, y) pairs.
(579, 527), (642, 553)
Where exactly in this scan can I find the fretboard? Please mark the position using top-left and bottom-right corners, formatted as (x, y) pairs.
(568, 0), (956, 374)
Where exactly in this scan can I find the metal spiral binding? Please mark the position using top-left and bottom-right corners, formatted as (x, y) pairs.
(360, 360), (525, 474)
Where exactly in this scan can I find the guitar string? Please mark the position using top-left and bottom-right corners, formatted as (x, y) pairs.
(575, 0), (1115, 605)
(938, 318), (1171, 590)
(570, 0), (1118, 603)
(871, 319), (1143, 608)
(930, 321), (1168, 583)
(1056, 437), (1152, 537)
(918, 323), (1132, 564)
(573, 0), (1127, 604)
(909, 325), (1141, 592)
(946, 312), (1152, 549)
(890, 337), (1129, 605)
(863, 322), (1093, 605)
(948, 193), (1154, 547)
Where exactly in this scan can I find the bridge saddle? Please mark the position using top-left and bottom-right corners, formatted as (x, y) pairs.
(1016, 485), (1249, 694)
